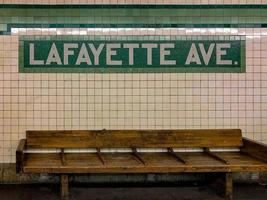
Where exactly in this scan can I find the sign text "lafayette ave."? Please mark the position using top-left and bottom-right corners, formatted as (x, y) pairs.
(20, 37), (245, 73)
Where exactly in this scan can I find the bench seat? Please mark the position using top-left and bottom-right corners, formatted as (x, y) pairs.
(23, 152), (267, 173)
(16, 129), (267, 200)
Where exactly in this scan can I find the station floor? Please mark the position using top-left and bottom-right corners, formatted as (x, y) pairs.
(0, 183), (266, 200)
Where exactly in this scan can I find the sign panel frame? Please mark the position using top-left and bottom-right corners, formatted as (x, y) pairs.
(19, 35), (246, 73)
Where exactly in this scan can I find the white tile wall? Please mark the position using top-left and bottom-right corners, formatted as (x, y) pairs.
(0, 0), (267, 163)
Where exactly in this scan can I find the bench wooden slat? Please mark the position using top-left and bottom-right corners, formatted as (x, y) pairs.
(23, 164), (267, 174)
(22, 152), (267, 174)
(214, 152), (267, 166)
(26, 129), (243, 148)
(22, 153), (267, 174)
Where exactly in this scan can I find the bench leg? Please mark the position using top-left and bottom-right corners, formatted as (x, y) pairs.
(225, 173), (233, 200)
(61, 174), (69, 200)
(209, 173), (233, 200)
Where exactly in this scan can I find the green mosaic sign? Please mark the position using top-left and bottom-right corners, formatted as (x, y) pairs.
(19, 36), (245, 73)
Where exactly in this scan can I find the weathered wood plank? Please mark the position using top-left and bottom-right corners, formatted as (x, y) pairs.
(26, 129), (243, 148)
(22, 152), (267, 174)
(22, 164), (267, 174)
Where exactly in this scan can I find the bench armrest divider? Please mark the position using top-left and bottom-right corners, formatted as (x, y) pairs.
(16, 139), (26, 174)
(240, 137), (267, 163)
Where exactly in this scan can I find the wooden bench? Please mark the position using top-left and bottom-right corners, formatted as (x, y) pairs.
(16, 129), (267, 200)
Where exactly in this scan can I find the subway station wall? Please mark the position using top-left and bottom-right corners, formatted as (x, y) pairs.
(0, 0), (267, 165)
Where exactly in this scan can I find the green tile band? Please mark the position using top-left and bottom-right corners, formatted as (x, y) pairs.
(1, 4), (267, 34)
(19, 35), (246, 73)
(1, 4), (267, 9)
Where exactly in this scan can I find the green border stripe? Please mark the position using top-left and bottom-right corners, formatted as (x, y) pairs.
(1, 4), (267, 9)
(1, 4), (267, 35)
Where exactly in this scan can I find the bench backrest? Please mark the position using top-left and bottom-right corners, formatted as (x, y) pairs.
(25, 129), (243, 149)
